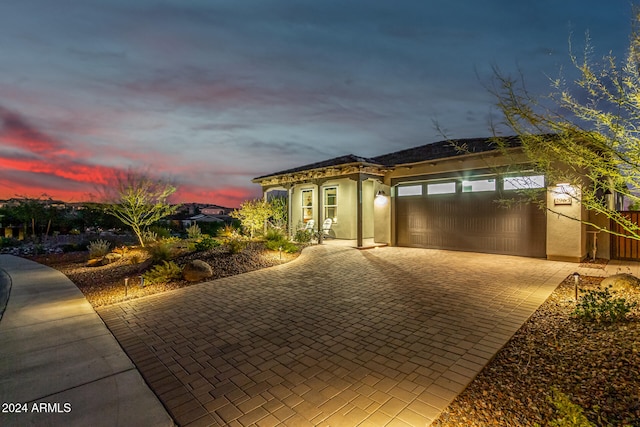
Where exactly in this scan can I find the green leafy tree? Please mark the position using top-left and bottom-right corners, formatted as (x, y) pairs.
(103, 171), (178, 247)
(491, 8), (640, 240)
(268, 195), (288, 231)
(231, 198), (272, 238)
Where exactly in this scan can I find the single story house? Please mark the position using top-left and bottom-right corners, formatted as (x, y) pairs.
(252, 136), (614, 262)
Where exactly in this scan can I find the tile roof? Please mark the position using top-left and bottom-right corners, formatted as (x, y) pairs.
(253, 136), (522, 180)
(371, 135), (521, 166)
(253, 154), (380, 180)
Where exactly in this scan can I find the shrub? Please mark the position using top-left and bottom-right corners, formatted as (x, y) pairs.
(573, 285), (637, 323)
(194, 235), (221, 251)
(88, 239), (111, 258)
(218, 224), (239, 238)
(186, 223), (202, 239)
(294, 229), (312, 243)
(148, 225), (171, 239)
(0, 237), (20, 248)
(146, 242), (173, 263)
(265, 228), (286, 242)
(141, 230), (159, 245)
(143, 261), (182, 285)
(227, 237), (246, 254)
(546, 387), (594, 427)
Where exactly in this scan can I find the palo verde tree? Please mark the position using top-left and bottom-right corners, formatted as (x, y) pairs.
(103, 171), (178, 247)
(491, 7), (640, 241)
(231, 198), (273, 238)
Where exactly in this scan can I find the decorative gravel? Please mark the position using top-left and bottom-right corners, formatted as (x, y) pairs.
(432, 275), (640, 426)
(30, 242), (299, 308)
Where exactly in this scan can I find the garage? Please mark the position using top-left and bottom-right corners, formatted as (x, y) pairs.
(395, 174), (547, 257)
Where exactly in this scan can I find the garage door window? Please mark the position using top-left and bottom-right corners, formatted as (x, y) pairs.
(397, 185), (422, 196)
(462, 178), (495, 193)
(504, 175), (545, 190)
(427, 181), (456, 195)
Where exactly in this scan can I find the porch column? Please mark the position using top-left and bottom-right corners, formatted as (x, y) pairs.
(356, 175), (363, 248)
(283, 183), (293, 237)
(315, 179), (328, 244)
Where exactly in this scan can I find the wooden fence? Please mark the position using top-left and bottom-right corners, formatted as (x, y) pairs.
(611, 211), (640, 260)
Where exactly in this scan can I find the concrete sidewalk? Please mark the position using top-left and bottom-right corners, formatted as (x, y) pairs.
(0, 255), (174, 427)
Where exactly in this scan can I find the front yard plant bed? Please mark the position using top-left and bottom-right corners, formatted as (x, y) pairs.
(432, 275), (640, 426)
(30, 242), (299, 308)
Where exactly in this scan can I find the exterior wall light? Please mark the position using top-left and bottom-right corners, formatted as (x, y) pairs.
(375, 190), (388, 206)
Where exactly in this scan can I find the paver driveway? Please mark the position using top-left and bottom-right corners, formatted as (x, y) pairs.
(98, 245), (574, 426)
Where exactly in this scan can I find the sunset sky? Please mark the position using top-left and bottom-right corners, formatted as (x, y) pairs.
(0, 1), (632, 207)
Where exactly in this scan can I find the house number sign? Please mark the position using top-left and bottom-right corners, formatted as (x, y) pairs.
(553, 195), (572, 205)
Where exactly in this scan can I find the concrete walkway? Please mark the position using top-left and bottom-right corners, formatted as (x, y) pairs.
(97, 245), (584, 426)
(0, 255), (174, 427)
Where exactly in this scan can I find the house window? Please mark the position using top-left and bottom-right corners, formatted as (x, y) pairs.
(324, 187), (338, 223)
(504, 175), (545, 190)
(301, 189), (313, 223)
(427, 181), (456, 195)
(462, 178), (496, 193)
(397, 185), (423, 196)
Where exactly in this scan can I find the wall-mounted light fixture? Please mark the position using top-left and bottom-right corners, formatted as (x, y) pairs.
(374, 190), (388, 207)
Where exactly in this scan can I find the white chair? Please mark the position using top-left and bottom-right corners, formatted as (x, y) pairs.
(322, 218), (333, 238)
(301, 219), (315, 232)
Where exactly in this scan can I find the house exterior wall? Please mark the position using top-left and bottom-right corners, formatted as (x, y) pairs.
(373, 183), (391, 244)
(545, 184), (587, 262)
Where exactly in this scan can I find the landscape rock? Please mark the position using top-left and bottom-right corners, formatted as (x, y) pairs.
(600, 273), (640, 292)
(183, 260), (213, 282)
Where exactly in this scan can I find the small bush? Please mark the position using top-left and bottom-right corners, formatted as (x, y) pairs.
(0, 237), (20, 248)
(142, 230), (159, 244)
(227, 237), (246, 254)
(186, 223), (202, 239)
(265, 239), (299, 253)
(148, 225), (171, 239)
(293, 230), (312, 243)
(218, 224), (239, 238)
(573, 285), (637, 323)
(146, 242), (173, 263)
(265, 228), (286, 242)
(143, 261), (182, 285)
(547, 387), (594, 427)
(194, 235), (221, 251)
(88, 239), (111, 258)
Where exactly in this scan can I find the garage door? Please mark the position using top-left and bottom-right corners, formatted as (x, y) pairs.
(395, 177), (546, 257)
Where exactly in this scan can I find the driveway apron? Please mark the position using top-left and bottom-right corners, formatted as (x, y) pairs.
(98, 245), (575, 426)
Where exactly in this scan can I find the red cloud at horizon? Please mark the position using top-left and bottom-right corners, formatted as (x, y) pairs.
(0, 106), (260, 207)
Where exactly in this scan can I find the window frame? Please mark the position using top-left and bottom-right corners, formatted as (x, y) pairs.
(323, 186), (338, 223)
(301, 189), (313, 223)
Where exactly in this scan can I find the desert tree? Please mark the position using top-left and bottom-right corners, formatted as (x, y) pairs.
(490, 8), (640, 240)
(231, 198), (272, 238)
(103, 171), (178, 247)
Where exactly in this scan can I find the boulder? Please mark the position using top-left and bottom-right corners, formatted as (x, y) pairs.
(600, 273), (640, 292)
(183, 260), (213, 282)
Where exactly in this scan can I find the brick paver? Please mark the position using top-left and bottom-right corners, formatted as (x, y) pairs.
(98, 245), (576, 426)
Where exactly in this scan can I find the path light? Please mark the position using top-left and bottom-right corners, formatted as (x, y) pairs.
(139, 275), (145, 288)
(573, 272), (580, 302)
(279, 246), (282, 261)
(124, 277), (129, 296)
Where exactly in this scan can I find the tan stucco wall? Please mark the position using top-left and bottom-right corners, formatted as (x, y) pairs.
(546, 185), (587, 262)
(373, 183), (391, 244)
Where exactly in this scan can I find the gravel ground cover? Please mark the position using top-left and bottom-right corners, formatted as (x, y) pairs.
(30, 242), (298, 307)
(432, 275), (640, 426)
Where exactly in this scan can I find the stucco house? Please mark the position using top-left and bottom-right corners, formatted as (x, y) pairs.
(252, 136), (614, 262)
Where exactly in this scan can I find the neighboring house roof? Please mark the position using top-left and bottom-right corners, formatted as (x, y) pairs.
(253, 136), (523, 182)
